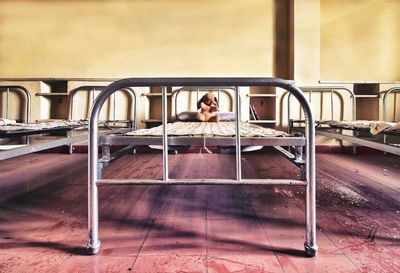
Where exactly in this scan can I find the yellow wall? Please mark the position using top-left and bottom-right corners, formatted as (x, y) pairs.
(0, 0), (273, 78)
(292, 0), (320, 85)
(321, 0), (400, 81)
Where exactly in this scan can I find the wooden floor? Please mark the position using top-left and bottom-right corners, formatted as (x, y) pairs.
(0, 149), (399, 272)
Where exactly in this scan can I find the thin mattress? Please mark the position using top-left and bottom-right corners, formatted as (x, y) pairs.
(322, 120), (400, 135)
(126, 121), (289, 137)
(0, 119), (87, 132)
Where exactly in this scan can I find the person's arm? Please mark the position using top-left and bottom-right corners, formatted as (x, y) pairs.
(199, 102), (211, 111)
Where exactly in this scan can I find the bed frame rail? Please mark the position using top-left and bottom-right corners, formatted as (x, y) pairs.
(87, 77), (317, 257)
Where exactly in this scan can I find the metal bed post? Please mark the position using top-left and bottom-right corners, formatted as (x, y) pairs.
(299, 95), (317, 257)
(87, 78), (317, 256)
(6, 88), (9, 119)
(88, 97), (101, 254)
(330, 88), (334, 121)
(287, 94), (292, 133)
(92, 88), (96, 111)
(113, 92), (116, 122)
(87, 85), (138, 253)
(235, 86), (241, 181)
(162, 86), (169, 181)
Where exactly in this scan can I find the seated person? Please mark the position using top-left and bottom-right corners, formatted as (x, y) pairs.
(196, 92), (220, 122)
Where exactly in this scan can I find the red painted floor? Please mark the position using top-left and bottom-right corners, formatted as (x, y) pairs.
(0, 150), (399, 272)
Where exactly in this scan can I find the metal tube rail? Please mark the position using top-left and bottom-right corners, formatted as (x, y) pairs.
(286, 86), (355, 127)
(88, 77), (317, 256)
(96, 178), (307, 186)
(162, 87), (169, 181)
(382, 87), (400, 122)
(0, 86), (31, 123)
(173, 86), (235, 117)
(235, 86), (241, 181)
(69, 85), (137, 129)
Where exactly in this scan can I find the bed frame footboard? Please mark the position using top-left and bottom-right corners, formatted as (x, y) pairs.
(87, 77), (318, 257)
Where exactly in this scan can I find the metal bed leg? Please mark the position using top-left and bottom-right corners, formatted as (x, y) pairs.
(87, 182), (101, 254)
(304, 120), (318, 257)
(102, 144), (111, 161)
(88, 116), (101, 255)
(300, 165), (306, 181)
(352, 130), (358, 155)
(383, 134), (387, 155)
(294, 146), (303, 162)
(294, 146), (306, 180)
(67, 131), (73, 154)
(304, 180), (318, 257)
(98, 162), (104, 179)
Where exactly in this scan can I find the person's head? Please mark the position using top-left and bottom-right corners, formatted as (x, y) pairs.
(197, 92), (218, 108)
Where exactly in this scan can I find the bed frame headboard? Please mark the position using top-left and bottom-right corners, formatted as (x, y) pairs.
(283, 86), (356, 125)
(172, 86), (235, 117)
(381, 87), (400, 122)
(69, 85), (137, 129)
(0, 85), (31, 123)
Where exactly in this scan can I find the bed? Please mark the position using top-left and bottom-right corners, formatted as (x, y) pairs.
(0, 85), (138, 160)
(286, 86), (400, 156)
(86, 77), (318, 257)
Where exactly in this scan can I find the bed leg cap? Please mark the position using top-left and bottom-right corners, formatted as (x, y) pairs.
(87, 241), (101, 255)
(304, 243), (318, 257)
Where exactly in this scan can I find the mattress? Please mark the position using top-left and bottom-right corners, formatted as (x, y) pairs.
(126, 121), (288, 137)
(323, 120), (400, 135)
(0, 120), (87, 133)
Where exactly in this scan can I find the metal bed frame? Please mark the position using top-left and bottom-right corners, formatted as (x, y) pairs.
(0, 124), (88, 161)
(287, 86), (400, 156)
(87, 77), (318, 257)
(0, 85), (31, 123)
(286, 86), (355, 128)
(0, 85), (138, 160)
